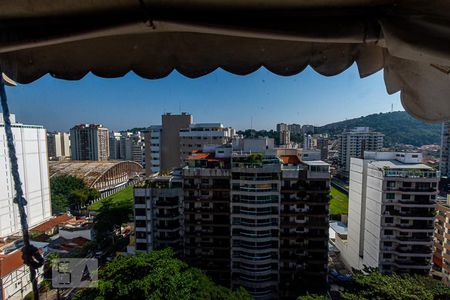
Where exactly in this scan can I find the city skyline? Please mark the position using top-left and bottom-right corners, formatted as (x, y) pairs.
(5, 64), (402, 132)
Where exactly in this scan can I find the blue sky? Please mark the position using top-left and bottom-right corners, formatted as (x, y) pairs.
(5, 63), (401, 132)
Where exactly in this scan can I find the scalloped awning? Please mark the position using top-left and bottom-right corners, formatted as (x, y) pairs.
(0, 0), (449, 122)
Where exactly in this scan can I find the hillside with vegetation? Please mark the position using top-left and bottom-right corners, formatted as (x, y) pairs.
(316, 111), (441, 146)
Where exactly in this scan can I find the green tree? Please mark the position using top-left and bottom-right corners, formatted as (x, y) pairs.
(72, 248), (251, 300)
(340, 269), (450, 300)
(50, 175), (100, 213)
(69, 188), (89, 210)
(50, 175), (87, 213)
(94, 199), (133, 247)
(298, 294), (329, 300)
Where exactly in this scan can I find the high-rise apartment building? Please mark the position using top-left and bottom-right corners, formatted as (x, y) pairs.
(276, 123), (289, 132)
(183, 145), (232, 287)
(144, 125), (162, 175)
(303, 134), (313, 150)
(179, 123), (234, 162)
(70, 124), (109, 161)
(433, 201), (450, 285)
(47, 131), (71, 160)
(440, 121), (450, 178)
(337, 127), (384, 173)
(279, 129), (290, 146)
(161, 113), (193, 171)
(336, 151), (438, 275)
(0, 114), (52, 237)
(109, 131), (121, 159)
(134, 144), (331, 299)
(316, 137), (329, 161)
(119, 131), (133, 160)
(288, 124), (302, 135)
(134, 175), (184, 255)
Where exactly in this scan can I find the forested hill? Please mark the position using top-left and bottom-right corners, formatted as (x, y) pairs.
(316, 111), (441, 146)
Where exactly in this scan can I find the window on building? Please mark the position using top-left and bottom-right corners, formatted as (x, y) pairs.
(386, 193), (395, 200)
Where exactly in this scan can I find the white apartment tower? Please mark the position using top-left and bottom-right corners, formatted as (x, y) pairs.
(337, 151), (438, 275)
(144, 125), (162, 175)
(47, 131), (70, 160)
(0, 114), (52, 237)
(338, 127), (384, 173)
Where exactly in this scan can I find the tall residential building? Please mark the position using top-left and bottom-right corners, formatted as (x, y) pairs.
(279, 129), (290, 146)
(288, 124), (302, 135)
(109, 131), (121, 159)
(134, 144), (331, 299)
(336, 151), (438, 275)
(134, 175), (184, 255)
(179, 123), (234, 162)
(46, 131), (71, 160)
(144, 125), (162, 175)
(303, 134), (313, 150)
(440, 121), (450, 178)
(433, 201), (450, 285)
(183, 145), (232, 287)
(337, 127), (384, 173)
(119, 131), (133, 160)
(161, 113), (192, 171)
(0, 114), (52, 237)
(70, 124), (109, 161)
(316, 137), (329, 161)
(276, 123), (289, 132)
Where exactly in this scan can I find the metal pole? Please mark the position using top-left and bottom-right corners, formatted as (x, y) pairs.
(0, 75), (40, 300)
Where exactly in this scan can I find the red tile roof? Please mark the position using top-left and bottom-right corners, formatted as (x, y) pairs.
(187, 152), (212, 160)
(0, 250), (24, 277)
(280, 155), (300, 165)
(31, 214), (73, 232)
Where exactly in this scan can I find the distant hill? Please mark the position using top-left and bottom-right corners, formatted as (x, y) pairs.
(316, 111), (441, 146)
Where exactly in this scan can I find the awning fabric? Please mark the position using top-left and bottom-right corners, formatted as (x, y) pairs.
(0, 0), (449, 122)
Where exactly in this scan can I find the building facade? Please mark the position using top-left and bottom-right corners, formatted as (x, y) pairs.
(70, 124), (109, 161)
(279, 130), (291, 146)
(46, 131), (70, 160)
(336, 151), (438, 275)
(144, 125), (162, 175)
(134, 175), (184, 255)
(180, 123), (234, 162)
(109, 131), (121, 159)
(440, 121), (450, 178)
(337, 127), (384, 173)
(0, 114), (52, 237)
(433, 201), (450, 285)
(161, 113), (193, 172)
(134, 145), (331, 299)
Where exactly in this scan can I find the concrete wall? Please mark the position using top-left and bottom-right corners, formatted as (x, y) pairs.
(0, 125), (51, 237)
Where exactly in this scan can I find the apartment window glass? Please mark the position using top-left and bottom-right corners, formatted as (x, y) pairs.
(386, 193), (395, 200)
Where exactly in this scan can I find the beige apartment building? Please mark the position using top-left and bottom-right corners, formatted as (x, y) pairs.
(179, 123), (234, 162)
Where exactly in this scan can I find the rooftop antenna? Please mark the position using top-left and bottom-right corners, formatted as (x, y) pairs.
(391, 103), (394, 112)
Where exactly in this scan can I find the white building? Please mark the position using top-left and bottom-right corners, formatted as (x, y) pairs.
(46, 131), (70, 160)
(0, 247), (44, 300)
(336, 151), (438, 275)
(179, 123), (234, 162)
(144, 125), (162, 175)
(232, 137), (275, 153)
(338, 127), (384, 173)
(0, 115), (52, 238)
